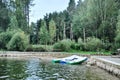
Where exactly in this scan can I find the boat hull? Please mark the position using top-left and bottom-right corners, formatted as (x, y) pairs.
(52, 55), (88, 65)
(67, 58), (87, 65)
(52, 59), (61, 63)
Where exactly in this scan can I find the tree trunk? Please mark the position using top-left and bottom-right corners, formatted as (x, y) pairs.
(27, 5), (29, 27)
(63, 22), (66, 39)
(70, 23), (73, 40)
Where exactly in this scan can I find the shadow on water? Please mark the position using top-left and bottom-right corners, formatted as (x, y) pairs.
(0, 58), (119, 80)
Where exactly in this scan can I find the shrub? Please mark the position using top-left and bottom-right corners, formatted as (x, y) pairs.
(6, 31), (29, 51)
(26, 45), (46, 52)
(112, 42), (120, 53)
(85, 37), (103, 51)
(53, 42), (61, 50)
(26, 45), (53, 52)
(102, 40), (112, 51)
(71, 43), (81, 50)
(70, 40), (76, 49)
(115, 33), (120, 49)
(78, 38), (84, 50)
(71, 38), (84, 50)
(53, 39), (73, 51)
(115, 33), (120, 42)
(0, 31), (15, 49)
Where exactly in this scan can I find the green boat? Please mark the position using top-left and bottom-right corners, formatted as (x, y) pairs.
(52, 58), (61, 63)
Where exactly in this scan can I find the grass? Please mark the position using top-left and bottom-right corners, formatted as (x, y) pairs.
(2, 44), (110, 55)
(68, 49), (111, 55)
(31, 45), (111, 55)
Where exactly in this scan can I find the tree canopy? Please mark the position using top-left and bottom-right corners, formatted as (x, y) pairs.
(1, 0), (120, 51)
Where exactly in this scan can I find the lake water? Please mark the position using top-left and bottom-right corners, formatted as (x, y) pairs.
(0, 58), (119, 80)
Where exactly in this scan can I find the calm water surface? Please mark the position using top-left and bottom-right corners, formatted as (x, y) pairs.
(0, 58), (119, 80)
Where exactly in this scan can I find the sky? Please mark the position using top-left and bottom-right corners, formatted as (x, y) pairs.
(29, 0), (79, 23)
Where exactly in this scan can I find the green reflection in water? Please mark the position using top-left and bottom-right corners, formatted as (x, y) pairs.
(0, 58), (118, 80)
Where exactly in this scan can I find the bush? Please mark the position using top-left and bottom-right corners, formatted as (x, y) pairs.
(85, 37), (103, 51)
(53, 42), (61, 50)
(102, 40), (112, 51)
(0, 31), (15, 49)
(71, 38), (84, 50)
(71, 43), (82, 50)
(70, 40), (76, 49)
(26, 45), (46, 52)
(115, 33), (120, 43)
(53, 39), (73, 51)
(78, 38), (84, 50)
(6, 31), (29, 51)
(26, 45), (53, 52)
(115, 33), (120, 49)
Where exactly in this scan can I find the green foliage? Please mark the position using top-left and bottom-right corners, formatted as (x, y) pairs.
(0, 27), (4, 33)
(115, 33), (120, 43)
(85, 37), (103, 51)
(49, 19), (56, 44)
(6, 31), (29, 51)
(114, 33), (120, 49)
(53, 39), (73, 51)
(71, 38), (84, 50)
(0, 31), (15, 49)
(8, 15), (18, 30)
(115, 10), (120, 49)
(102, 40), (112, 51)
(77, 38), (84, 50)
(116, 10), (120, 34)
(15, 0), (31, 32)
(29, 22), (39, 44)
(71, 43), (81, 50)
(73, 0), (118, 43)
(1, 0), (120, 52)
(0, 1), (10, 31)
(26, 45), (53, 52)
(78, 38), (84, 46)
(68, 50), (111, 55)
(67, 0), (75, 14)
(26, 45), (46, 52)
(39, 20), (50, 45)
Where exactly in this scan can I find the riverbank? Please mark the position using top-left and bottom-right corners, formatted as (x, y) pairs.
(88, 56), (120, 78)
(0, 51), (90, 60)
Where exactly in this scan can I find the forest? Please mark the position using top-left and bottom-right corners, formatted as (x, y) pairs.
(0, 0), (120, 53)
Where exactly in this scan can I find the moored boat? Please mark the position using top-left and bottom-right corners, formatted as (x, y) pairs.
(67, 57), (87, 65)
(52, 55), (87, 65)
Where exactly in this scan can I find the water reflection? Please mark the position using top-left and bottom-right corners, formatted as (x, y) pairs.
(0, 58), (119, 80)
(25, 58), (41, 80)
(0, 58), (27, 80)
